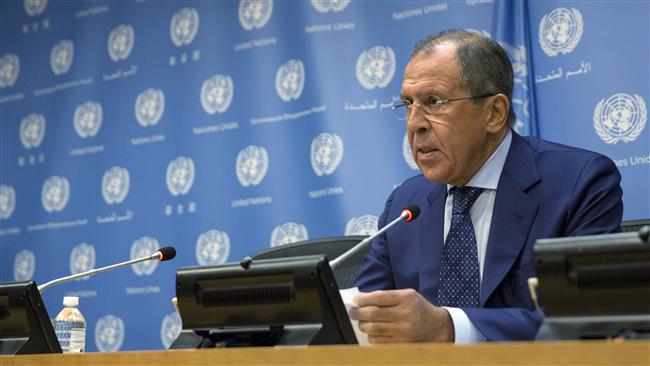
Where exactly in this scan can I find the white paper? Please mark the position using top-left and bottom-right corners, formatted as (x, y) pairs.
(339, 287), (370, 345)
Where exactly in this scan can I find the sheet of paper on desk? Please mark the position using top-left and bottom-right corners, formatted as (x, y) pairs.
(339, 287), (370, 345)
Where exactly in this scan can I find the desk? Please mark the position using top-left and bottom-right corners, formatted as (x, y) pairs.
(1, 341), (648, 365)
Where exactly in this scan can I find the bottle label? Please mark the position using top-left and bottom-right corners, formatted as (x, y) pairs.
(55, 320), (86, 352)
(69, 328), (86, 352)
(54, 320), (71, 351)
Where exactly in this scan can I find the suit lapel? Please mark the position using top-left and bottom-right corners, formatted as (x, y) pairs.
(418, 185), (446, 303)
(480, 132), (541, 306)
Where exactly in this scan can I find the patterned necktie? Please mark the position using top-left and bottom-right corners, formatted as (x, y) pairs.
(436, 186), (484, 307)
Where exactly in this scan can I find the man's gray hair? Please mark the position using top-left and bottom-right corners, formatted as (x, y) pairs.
(411, 29), (516, 127)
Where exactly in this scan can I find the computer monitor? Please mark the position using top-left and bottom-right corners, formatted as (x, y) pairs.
(171, 255), (357, 348)
(534, 229), (650, 339)
(0, 281), (62, 355)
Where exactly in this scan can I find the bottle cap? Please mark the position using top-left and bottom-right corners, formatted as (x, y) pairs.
(63, 296), (79, 307)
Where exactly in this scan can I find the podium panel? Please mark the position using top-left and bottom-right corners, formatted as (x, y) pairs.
(1, 341), (648, 366)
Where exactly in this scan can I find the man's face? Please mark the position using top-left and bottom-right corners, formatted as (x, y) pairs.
(402, 44), (493, 186)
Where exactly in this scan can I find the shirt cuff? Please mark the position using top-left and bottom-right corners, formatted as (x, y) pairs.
(443, 307), (486, 344)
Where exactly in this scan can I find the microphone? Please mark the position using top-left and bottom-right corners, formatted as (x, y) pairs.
(329, 204), (420, 270)
(157, 246), (177, 261)
(37, 246), (177, 293)
(239, 205), (420, 271)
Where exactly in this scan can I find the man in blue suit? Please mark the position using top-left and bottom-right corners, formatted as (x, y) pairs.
(351, 30), (623, 343)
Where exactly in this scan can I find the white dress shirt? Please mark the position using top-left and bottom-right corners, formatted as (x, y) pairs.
(442, 130), (512, 343)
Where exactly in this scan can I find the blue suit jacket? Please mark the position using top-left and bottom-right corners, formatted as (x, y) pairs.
(354, 132), (623, 341)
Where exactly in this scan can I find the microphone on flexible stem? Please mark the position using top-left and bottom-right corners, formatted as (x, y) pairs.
(329, 204), (420, 270)
(239, 205), (420, 270)
(37, 246), (177, 293)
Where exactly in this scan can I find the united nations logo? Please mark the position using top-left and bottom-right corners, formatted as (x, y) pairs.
(345, 215), (379, 236)
(130, 236), (160, 276)
(160, 312), (182, 349)
(200, 74), (234, 115)
(170, 7), (199, 47)
(95, 315), (125, 352)
(108, 24), (135, 62)
(239, 0), (273, 31)
(166, 156), (195, 196)
(514, 112), (527, 134)
(19, 113), (46, 149)
(50, 39), (74, 76)
(135, 88), (165, 127)
(594, 93), (647, 144)
(500, 42), (528, 81)
(13, 249), (35, 281)
(41, 176), (70, 213)
(236, 145), (269, 187)
(539, 8), (583, 57)
(0, 53), (20, 89)
(311, 132), (344, 177)
(311, 0), (350, 13)
(402, 133), (418, 170)
(23, 0), (47, 16)
(195, 229), (230, 266)
(69, 243), (96, 279)
(275, 59), (305, 102)
(355, 46), (396, 90)
(102, 166), (130, 204)
(0, 185), (16, 220)
(500, 42), (530, 134)
(74, 101), (102, 138)
(270, 222), (308, 247)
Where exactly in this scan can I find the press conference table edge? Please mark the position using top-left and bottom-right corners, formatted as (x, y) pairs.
(2, 341), (649, 366)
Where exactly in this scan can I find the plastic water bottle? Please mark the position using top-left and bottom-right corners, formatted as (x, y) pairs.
(54, 296), (86, 353)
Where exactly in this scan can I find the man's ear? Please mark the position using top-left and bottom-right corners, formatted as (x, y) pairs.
(485, 94), (509, 133)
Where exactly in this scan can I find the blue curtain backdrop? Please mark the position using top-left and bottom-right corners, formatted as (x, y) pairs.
(1, 0), (648, 351)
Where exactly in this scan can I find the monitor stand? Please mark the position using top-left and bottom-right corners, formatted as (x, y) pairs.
(170, 324), (326, 348)
(536, 314), (650, 340)
(0, 337), (29, 356)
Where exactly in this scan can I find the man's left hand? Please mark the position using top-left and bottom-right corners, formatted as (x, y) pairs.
(349, 289), (454, 344)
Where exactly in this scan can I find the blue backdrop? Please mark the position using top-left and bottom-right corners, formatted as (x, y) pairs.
(1, 0), (648, 352)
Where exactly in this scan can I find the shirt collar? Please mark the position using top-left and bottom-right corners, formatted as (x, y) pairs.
(447, 129), (512, 192)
